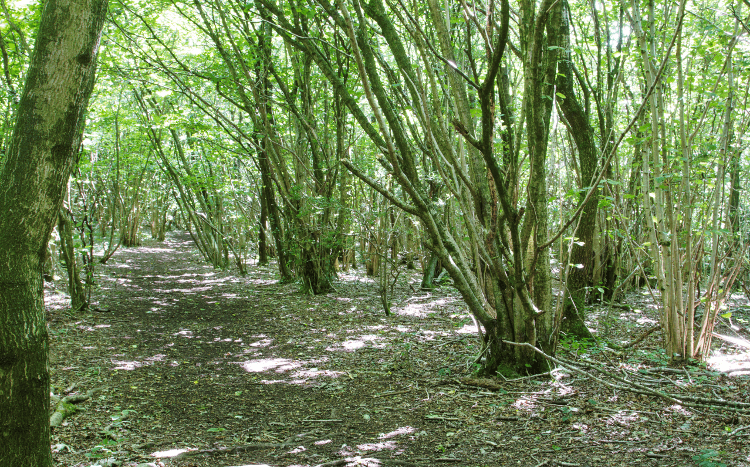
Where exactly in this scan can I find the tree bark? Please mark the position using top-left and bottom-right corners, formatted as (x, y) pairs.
(258, 188), (269, 265)
(0, 0), (108, 465)
(556, 1), (596, 339)
(59, 206), (88, 311)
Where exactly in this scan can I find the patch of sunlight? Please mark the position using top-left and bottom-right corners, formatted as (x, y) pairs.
(326, 334), (383, 352)
(288, 446), (306, 454)
(240, 358), (302, 373)
(44, 292), (69, 310)
(398, 303), (429, 317)
(357, 440), (399, 451)
(247, 279), (278, 286)
(378, 426), (415, 439)
(250, 338), (273, 347)
(664, 404), (691, 416)
(550, 381), (575, 396)
(405, 294), (432, 303)
(636, 317), (658, 325)
(414, 330), (448, 340)
(513, 397), (537, 411)
(138, 247), (176, 254)
(605, 411), (641, 426)
(338, 271), (376, 283)
(454, 323), (478, 334)
(147, 273), (208, 281)
(94, 324), (111, 328)
(183, 272), (217, 278)
(200, 277), (238, 285)
(433, 298), (459, 306)
(337, 456), (393, 465)
(258, 379), (306, 385)
(112, 360), (143, 370)
(335, 297), (353, 302)
(178, 285), (212, 292)
(710, 334), (750, 350)
(152, 288), (195, 295)
(572, 422), (590, 433)
(227, 465), (272, 467)
(151, 447), (191, 458)
(707, 350), (750, 376)
(314, 439), (332, 445)
(175, 330), (194, 337)
(293, 368), (343, 379)
(338, 446), (356, 456)
(146, 354), (166, 362)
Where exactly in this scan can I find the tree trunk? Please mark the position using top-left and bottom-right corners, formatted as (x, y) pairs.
(259, 143), (293, 281)
(258, 189), (269, 265)
(556, 2), (596, 339)
(59, 206), (88, 311)
(0, 0), (107, 465)
(421, 253), (439, 289)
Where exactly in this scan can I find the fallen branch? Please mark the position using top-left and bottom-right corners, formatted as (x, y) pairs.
(502, 341), (750, 414)
(610, 324), (660, 350)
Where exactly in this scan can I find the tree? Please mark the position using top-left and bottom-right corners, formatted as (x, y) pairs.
(250, 0), (566, 373)
(0, 0), (108, 465)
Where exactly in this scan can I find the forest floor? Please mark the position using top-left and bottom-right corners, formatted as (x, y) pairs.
(46, 232), (750, 467)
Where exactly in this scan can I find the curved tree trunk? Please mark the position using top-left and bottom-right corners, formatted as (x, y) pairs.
(0, 0), (108, 465)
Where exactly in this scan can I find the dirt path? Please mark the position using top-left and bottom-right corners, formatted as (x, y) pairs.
(47, 233), (750, 467)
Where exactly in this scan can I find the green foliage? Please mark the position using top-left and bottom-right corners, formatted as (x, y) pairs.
(85, 439), (118, 460)
(560, 335), (600, 357)
(692, 449), (726, 467)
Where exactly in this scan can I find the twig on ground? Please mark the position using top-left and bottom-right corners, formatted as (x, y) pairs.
(502, 341), (750, 414)
(619, 325), (660, 349)
(314, 458), (420, 467)
(727, 424), (750, 437)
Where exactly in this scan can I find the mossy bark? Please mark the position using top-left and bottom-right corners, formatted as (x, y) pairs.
(0, 0), (108, 465)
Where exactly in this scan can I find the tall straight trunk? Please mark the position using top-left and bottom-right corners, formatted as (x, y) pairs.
(335, 89), (352, 271)
(258, 189), (269, 265)
(696, 17), (739, 358)
(727, 154), (740, 237)
(676, 24), (696, 359)
(259, 142), (293, 281)
(556, 1), (597, 339)
(0, 0), (107, 465)
(59, 206), (88, 311)
(630, 0), (689, 361)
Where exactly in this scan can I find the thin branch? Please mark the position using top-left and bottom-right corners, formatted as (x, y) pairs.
(341, 160), (419, 216)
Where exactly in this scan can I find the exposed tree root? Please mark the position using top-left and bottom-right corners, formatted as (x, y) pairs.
(50, 387), (102, 428)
